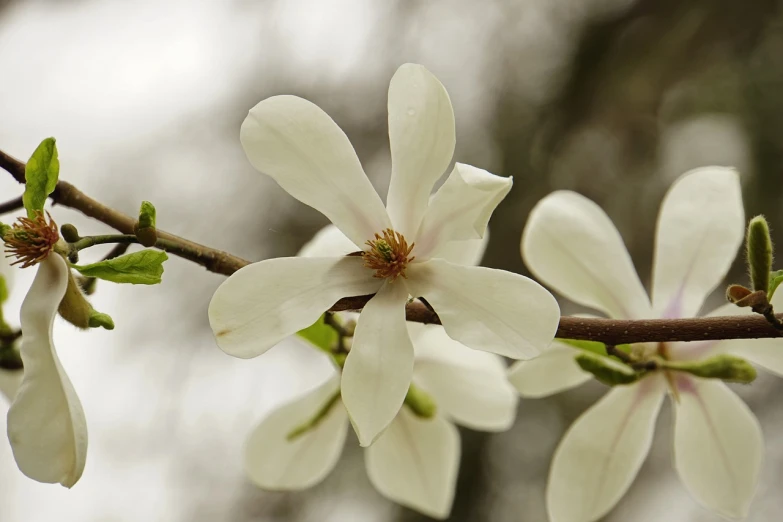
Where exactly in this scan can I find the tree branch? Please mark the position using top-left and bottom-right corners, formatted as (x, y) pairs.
(0, 195), (24, 215)
(3, 147), (783, 345)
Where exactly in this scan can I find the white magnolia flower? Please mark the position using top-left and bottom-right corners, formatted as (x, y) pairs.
(209, 63), (559, 446)
(6, 254), (87, 488)
(243, 225), (518, 519)
(511, 167), (768, 521)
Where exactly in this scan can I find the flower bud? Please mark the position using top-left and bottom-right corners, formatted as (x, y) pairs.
(134, 201), (157, 247)
(60, 224), (81, 243)
(57, 258), (114, 330)
(747, 215), (773, 293)
(404, 383), (437, 419)
(663, 354), (757, 384)
(575, 352), (640, 386)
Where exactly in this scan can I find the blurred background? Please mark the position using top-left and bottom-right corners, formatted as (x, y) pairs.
(1, 0), (782, 520)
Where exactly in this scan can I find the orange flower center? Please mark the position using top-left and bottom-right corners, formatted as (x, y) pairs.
(3, 212), (60, 268)
(362, 228), (415, 281)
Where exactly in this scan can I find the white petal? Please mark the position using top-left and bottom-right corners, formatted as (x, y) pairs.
(522, 191), (651, 320)
(507, 341), (592, 398)
(209, 257), (381, 359)
(412, 326), (518, 431)
(547, 376), (666, 522)
(386, 64), (456, 238)
(651, 167), (744, 318)
(415, 164), (511, 260)
(297, 224), (359, 258)
(432, 234), (489, 267)
(7, 255), (87, 488)
(673, 378), (762, 519)
(365, 409), (460, 519)
(241, 95), (390, 246)
(244, 375), (348, 490)
(406, 259), (560, 359)
(341, 281), (413, 446)
(0, 369), (23, 403)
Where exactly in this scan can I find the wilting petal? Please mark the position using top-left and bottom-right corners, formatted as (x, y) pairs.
(7, 255), (87, 488)
(507, 341), (592, 398)
(244, 375), (348, 490)
(209, 257), (381, 359)
(240, 95), (390, 246)
(341, 281), (413, 446)
(651, 167), (744, 319)
(547, 376), (666, 522)
(673, 377), (762, 519)
(412, 325), (517, 431)
(0, 370), (23, 403)
(386, 64), (456, 238)
(298, 224), (359, 258)
(415, 164), (511, 260)
(365, 409), (460, 519)
(406, 259), (559, 359)
(522, 191), (651, 320)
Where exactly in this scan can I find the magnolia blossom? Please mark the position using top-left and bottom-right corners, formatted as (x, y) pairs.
(209, 63), (559, 445)
(5, 254), (87, 488)
(510, 167), (768, 521)
(243, 225), (517, 519)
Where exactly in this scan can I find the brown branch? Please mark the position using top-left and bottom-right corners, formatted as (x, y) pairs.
(4, 147), (783, 345)
(0, 195), (24, 215)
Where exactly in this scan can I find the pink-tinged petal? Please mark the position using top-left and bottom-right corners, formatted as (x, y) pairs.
(412, 326), (517, 431)
(241, 95), (390, 246)
(673, 377), (762, 519)
(507, 341), (592, 398)
(522, 191), (651, 320)
(547, 376), (666, 522)
(415, 164), (511, 260)
(365, 409), (460, 519)
(7, 255), (87, 488)
(651, 167), (744, 319)
(209, 257), (382, 359)
(341, 281), (413, 446)
(297, 224), (359, 258)
(386, 64), (456, 238)
(244, 375), (347, 490)
(406, 259), (559, 359)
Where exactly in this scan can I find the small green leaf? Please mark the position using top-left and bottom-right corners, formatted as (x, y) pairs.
(575, 352), (640, 386)
(22, 138), (59, 218)
(138, 201), (156, 229)
(134, 201), (158, 247)
(768, 270), (783, 300)
(296, 314), (338, 353)
(72, 250), (168, 285)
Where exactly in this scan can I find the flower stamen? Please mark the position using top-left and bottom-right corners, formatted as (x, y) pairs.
(363, 228), (415, 281)
(3, 212), (60, 268)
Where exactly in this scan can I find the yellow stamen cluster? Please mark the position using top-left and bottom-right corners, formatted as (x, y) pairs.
(363, 228), (415, 281)
(3, 212), (60, 268)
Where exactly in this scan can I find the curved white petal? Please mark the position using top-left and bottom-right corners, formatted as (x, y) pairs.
(0, 369), (23, 403)
(522, 191), (651, 320)
(412, 326), (517, 431)
(415, 164), (511, 260)
(651, 167), (744, 318)
(7, 255), (87, 488)
(244, 375), (348, 490)
(209, 257), (381, 359)
(547, 376), (666, 522)
(240, 95), (390, 246)
(673, 378), (762, 519)
(386, 64), (456, 238)
(298, 224), (359, 258)
(365, 409), (460, 519)
(433, 234), (488, 267)
(507, 341), (592, 398)
(406, 259), (560, 359)
(341, 281), (413, 446)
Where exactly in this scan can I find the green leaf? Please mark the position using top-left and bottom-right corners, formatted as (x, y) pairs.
(138, 201), (156, 229)
(768, 270), (783, 300)
(22, 138), (59, 218)
(72, 250), (168, 284)
(557, 338), (632, 358)
(575, 352), (640, 386)
(296, 315), (338, 353)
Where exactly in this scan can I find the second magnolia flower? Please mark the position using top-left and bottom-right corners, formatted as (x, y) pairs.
(208, 63), (560, 445)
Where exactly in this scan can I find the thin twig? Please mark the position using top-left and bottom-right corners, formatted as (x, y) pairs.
(5, 146), (783, 345)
